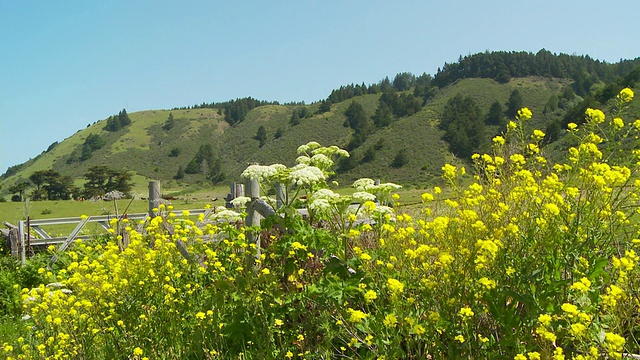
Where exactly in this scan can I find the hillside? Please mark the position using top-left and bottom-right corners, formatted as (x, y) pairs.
(2, 50), (639, 200)
(0, 78), (569, 196)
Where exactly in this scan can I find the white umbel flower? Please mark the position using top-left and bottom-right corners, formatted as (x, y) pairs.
(309, 198), (331, 212)
(353, 178), (376, 191)
(212, 207), (243, 223)
(310, 153), (333, 169)
(311, 189), (340, 201)
(352, 191), (377, 203)
(289, 165), (325, 186)
(242, 165), (278, 182)
(230, 196), (251, 208)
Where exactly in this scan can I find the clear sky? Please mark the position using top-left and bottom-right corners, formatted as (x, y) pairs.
(2, 0), (639, 174)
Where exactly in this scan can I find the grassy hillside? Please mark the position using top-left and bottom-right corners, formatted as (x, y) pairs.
(0, 77), (576, 198)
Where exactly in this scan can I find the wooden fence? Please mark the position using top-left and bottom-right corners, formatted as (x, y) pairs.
(5, 180), (279, 265)
(5, 177), (371, 266)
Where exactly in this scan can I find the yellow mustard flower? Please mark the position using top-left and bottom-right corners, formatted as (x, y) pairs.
(618, 87), (634, 103)
(517, 107), (533, 120)
(386, 278), (404, 294)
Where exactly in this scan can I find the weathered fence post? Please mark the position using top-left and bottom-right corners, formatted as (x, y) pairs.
(149, 181), (161, 216)
(244, 178), (262, 266)
(18, 220), (26, 265)
(9, 229), (18, 258)
(225, 182), (235, 208)
(234, 183), (245, 211)
(225, 182), (244, 209)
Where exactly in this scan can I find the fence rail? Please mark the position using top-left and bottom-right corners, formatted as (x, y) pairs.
(15, 209), (210, 264)
(5, 178), (368, 266)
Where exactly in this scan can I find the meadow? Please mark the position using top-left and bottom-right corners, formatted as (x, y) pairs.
(1, 88), (640, 359)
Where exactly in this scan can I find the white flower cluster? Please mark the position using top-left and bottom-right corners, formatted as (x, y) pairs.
(104, 190), (126, 201)
(296, 142), (349, 173)
(230, 196), (251, 208)
(353, 179), (401, 195)
(309, 189), (339, 211)
(353, 178), (376, 191)
(297, 141), (322, 155)
(289, 165), (325, 186)
(310, 153), (333, 170)
(352, 191), (377, 203)
(376, 182), (402, 192)
(296, 155), (311, 165)
(312, 188), (341, 201)
(242, 164), (286, 182)
(309, 198), (331, 212)
(212, 207), (243, 223)
(374, 205), (394, 217)
(313, 145), (349, 158)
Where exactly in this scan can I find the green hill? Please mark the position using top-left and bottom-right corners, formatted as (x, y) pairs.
(2, 50), (639, 200)
(0, 78), (568, 195)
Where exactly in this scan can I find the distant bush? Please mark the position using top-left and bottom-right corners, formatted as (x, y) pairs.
(169, 147), (182, 157)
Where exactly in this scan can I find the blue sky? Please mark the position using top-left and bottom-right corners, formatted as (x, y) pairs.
(2, 0), (639, 174)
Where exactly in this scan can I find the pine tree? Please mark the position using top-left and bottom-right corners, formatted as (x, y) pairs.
(290, 110), (300, 125)
(256, 126), (267, 147)
(440, 94), (486, 158)
(391, 149), (409, 168)
(505, 89), (523, 119)
(174, 165), (185, 180)
(485, 101), (505, 126)
(163, 113), (175, 130)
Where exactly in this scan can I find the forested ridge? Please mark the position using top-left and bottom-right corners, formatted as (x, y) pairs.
(433, 49), (640, 94)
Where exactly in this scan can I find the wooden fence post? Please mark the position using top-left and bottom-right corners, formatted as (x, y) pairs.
(9, 229), (18, 258)
(234, 183), (245, 211)
(18, 220), (26, 265)
(149, 181), (161, 216)
(244, 178), (262, 267)
(225, 182), (235, 208)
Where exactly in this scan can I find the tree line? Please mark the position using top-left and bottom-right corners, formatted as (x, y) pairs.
(171, 97), (279, 126)
(432, 49), (640, 96)
(7, 166), (133, 202)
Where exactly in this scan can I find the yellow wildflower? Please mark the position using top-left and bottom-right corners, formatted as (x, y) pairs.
(458, 306), (474, 319)
(561, 303), (579, 317)
(538, 314), (552, 326)
(528, 352), (541, 360)
(618, 87), (634, 103)
(347, 308), (369, 323)
(613, 117), (625, 130)
(585, 108), (605, 124)
(364, 290), (377, 303)
(383, 313), (398, 328)
(517, 107), (533, 120)
(387, 278), (404, 294)
(532, 129), (545, 140)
